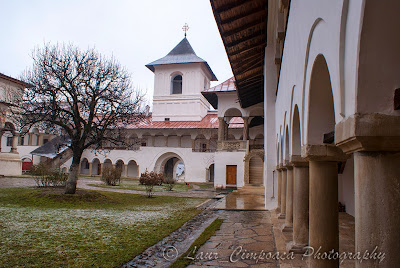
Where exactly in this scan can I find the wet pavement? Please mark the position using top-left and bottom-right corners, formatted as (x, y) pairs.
(214, 186), (266, 211)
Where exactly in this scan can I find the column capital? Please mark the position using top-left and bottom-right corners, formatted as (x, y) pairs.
(301, 144), (348, 162)
(290, 155), (309, 167)
(335, 113), (400, 153)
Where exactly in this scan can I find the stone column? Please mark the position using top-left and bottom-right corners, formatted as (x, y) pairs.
(88, 162), (93, 176)
(165, 136), (168, 147)
(224, 119), (229, 140)
(353, 151), (400, 268)
(178, 136), (182, 147)
(205, 168), (210, 182)
(38, 133), (44, 146)
(28, 133), (33, 146)
(242, 116), (249, 141)
(11, 132), (19, 153)
(290, 155), (309, 253)
(218, 117), (224, 141)
(279, 166), (287, 219)
(335, 114), (400, 268)
(303, 145), (347, 268)
(124, 164), (128, 177)
(276, 166), (282, 213)
(283, 165), (294, 232)
(191, 139), (195, 151)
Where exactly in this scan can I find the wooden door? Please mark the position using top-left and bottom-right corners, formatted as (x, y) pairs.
(226, 165), (237, 185)
(249, 156), (263, 185)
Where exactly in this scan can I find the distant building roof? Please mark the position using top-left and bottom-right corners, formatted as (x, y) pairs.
(146, 37), (217, 81)
(30, 136), (70, 159)
(0, 72), (33, 88)
(202, 77), (237, 109)
(126, 113), (243, 129)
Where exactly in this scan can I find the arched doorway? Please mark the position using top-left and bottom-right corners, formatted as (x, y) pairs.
(154, 152), (185, 181)
(92, 158), (101, 175)
(80, 158), (89, 174)
(127, 160), (139, 178)
(208, 164), (215, 182)
(244, 151), (264, 185)
(249, 155), (263, 185)
(103, 159), (112, 170)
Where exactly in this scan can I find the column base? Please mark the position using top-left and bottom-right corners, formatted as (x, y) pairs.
(282, 225), (293, 232)
(278, 213), (286, 219)
(10, 148), (18, 154)
(289, 243), (308, 254)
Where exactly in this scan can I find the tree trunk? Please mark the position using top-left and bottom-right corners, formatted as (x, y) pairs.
(64, 154), (82, 194)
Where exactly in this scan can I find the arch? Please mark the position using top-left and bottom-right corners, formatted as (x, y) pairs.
(92, 158), (101, 175)
(171, 74), (182, 94)
(208, 163), (215, 182)
(244, 150), (264, 185)
(227, 134), (236, 140)
(307, 54), (335, 145)
(194, 134), (207, 152)
(249, 156), (264, 185)
(224, 108), (242, 117)
(254, 134), (264, 145)
(103, 159), (112, 169)
(61, 167), (68, 174)
(4, 122), (16, 133)
(291, 105), (301, 156)
(154, 152), (185, 180)
(115, 160), (124, 171)
(284, 125), (290, 162)
(80, 158), (90, 174)
(356, 1), (400, 115)
(21, 157), (33, 172)
(127, 160), (139, 178)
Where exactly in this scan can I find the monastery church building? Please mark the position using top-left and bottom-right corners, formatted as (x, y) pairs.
(0, 36), (265, 190)
(2, 0), (400, 267)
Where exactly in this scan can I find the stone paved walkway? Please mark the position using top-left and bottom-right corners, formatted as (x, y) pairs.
(187, 210), (278, 268)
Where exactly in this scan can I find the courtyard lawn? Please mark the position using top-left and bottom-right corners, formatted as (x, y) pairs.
(89, 178), (194, 192)
(0, 188), (204, 267)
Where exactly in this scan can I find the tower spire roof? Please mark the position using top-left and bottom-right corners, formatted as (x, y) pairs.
(145, 38), (217, 81)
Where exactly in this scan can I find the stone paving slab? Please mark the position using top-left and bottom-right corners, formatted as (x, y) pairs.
(186, 210), (279, 268)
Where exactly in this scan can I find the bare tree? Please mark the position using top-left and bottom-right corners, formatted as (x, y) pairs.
(15, 43), (145, 194)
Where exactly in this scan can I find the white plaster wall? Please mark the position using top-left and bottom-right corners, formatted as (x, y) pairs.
(0, 155), (22, 176)
(273, 0), (364, 153)
(214, 151), (246, 188)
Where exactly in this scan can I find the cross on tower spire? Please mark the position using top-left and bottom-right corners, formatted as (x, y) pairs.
(182, 23), (189, 38)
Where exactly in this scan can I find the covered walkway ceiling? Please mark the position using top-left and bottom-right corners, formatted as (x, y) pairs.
(210, 0), (268, 108)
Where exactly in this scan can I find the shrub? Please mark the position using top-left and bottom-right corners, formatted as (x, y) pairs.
(164, 175), (175, 191)
(101, 166), (122, 186)
(139, 170), (164, 197)
(29, 163), (68, 187)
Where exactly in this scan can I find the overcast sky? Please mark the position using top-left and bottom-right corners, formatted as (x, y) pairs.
(0, 0), (233, 105)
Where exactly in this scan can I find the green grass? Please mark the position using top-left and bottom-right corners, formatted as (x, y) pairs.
(89, 179), (194, 192)
(170, 218), (224, 268)
(0, 188), (204, 267)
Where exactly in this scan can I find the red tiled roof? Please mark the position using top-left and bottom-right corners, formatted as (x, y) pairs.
(203, 77), (236, 93)
(125, 114), (243, 129)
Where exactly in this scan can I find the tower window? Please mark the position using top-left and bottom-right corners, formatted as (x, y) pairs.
(171, 75), (182, 94)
